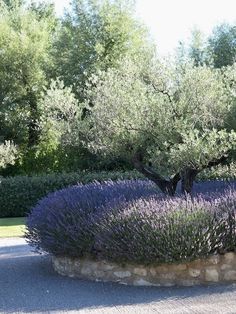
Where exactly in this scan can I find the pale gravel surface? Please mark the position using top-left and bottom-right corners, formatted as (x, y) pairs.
(1, 238), (236, 314)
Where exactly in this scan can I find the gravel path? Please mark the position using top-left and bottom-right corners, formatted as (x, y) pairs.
(1, 238), (236, 314)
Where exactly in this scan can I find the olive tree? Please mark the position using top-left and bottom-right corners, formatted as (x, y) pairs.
(39, 79), (82, 148)
(83, 59), (236, 195)
(19, 79), (85, 174)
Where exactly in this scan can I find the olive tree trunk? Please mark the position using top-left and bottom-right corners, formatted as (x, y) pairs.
(132, 152), (229, 196)
(180, 168), (199, 195)
(132, 152), (180, 196)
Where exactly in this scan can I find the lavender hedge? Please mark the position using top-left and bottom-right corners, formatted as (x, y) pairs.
(25, 180), (157, 257)
(26, 180), (236, 264)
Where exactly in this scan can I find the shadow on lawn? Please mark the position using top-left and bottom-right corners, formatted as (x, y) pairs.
(1, 244), (236, 313)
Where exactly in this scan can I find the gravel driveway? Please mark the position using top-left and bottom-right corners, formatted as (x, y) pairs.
(1, 238), (236, 314)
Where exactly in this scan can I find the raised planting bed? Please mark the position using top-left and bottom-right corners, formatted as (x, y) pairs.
(25, 179), (236, 286)
(52, 253), (236, 286)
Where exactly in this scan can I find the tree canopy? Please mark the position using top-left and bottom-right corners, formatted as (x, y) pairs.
(0, 0), (56, 148)
(208, 23), (236, 68)
(53, 0), (153, 100)
(83, 58), (236, 194)
(181, 23), (236, 69)
(0, 0), (236, 184)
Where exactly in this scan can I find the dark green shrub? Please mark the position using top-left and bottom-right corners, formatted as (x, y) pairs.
(0, 145), (132, 177)
(0, 171), (142, 217)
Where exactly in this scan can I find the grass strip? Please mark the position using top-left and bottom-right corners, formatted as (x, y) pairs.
(0, 217), (26, 238)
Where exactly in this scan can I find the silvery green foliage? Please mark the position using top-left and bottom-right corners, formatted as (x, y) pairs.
(39, 79), (82, 147)
(84, 58), (236, 176)
(223, 63), (236, 127)
(54, 0), (154, 100)
(0, 140), (17, 168)
(199, 162), (236, 181)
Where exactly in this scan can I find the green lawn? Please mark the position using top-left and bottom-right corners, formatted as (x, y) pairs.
(0, 217), (26, 238)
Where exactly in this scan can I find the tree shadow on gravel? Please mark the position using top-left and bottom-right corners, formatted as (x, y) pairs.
(1, 244), (236, 313)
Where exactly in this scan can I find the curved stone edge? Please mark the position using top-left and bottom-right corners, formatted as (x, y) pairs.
(52, 252), (236, 286)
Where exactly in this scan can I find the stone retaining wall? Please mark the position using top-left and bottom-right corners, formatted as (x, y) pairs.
(52, 253), (236, 286)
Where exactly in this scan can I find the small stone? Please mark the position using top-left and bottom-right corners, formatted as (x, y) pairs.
(100, 263), (115, 271)
(205, 268), (219, 282)
(53, 259), (60, 270)
(65, 263), (74, 274)
(82, 260), (98, 271)
(59, 256), (67, 263)
(208, 255), (220, 265)
(133, 267), (147, 276)
(81, 266), (92, 276)
(94, 270), (105, 278)
(149, 268), (156, 276)
(67, 258), (74, 266)
(133, 279), (155, 286)
(224, 252), (236, 264)
(54, 256), (67, 267)
(155, 266), (169, 273)
(74, 261), (81, 268)
(190, 259), (202, 268)
(223, 271), (236, 281)
(172, 264), (187, 271)
(114, 271), (131, 278)
(189, 268), (201, 278)
(220, 264), (232, 271)
(160, 272), (176, 280)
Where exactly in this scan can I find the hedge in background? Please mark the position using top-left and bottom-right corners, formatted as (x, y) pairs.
(0, 171), (142, 218)
(26, 180), (236, 265)
(1, 164), (236, 218)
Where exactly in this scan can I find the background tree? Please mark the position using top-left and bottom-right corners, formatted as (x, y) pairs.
(53, 0), (153, 100)
(83, 58), (236, 194)
(45, 0), (154, 173)
(18, 79), (86, 174)
(1, 0), (25, 9)
(7, 77), (96, 175)
(176, 23), (236, 69)
(188, 28), (208, 66)
(0, 0), (56, 150)
(208, 23), (236, 68)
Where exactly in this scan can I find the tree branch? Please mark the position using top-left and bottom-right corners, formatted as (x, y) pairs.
(203, 155), (229, 170)
(151, 83), (173, 103)
(131, 151), (180, 195)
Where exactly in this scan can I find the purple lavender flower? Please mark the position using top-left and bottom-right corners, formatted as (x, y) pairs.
(25, 179), (236, 264)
